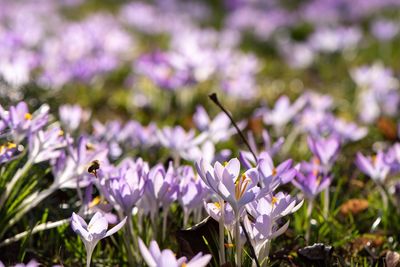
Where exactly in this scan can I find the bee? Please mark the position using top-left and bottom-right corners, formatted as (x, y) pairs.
(87, 160), (100, 178)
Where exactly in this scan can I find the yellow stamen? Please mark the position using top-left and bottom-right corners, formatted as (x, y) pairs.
(371, 155), (377, 166)
(7, 142), (16, 149)
(58, 130), (64, 136)
(235, 174), (250, 200)
(316, 176), (322, 186)
(182, 263), (187, 267)
(223, 161), (228, 167)
(89, 196), (101, 208)
(24, 113), (32, 120)
(214, 202), (221, 210)
(272, 168), (277, 176)
(224, 243), (234, 248)
(271, 196), (278, 205)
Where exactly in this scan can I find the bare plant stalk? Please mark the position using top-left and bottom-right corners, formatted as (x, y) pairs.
(0, 219), (69, 247)
(219, 198), (226, 265)
(162, 208), (169, 240)
(305, 200), (313, 244)
(240, 221), (261, 267)
(86, 247), (93, 267)
(235, 214), (242, 267)
(208, 93), (257, 162)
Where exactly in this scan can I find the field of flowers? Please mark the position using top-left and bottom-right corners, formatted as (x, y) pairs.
(1, 0), (400, 266)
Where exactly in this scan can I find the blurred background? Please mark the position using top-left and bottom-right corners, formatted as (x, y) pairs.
(1, 0), (399, 125)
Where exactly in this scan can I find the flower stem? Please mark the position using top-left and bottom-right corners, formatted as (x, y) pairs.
(122, 224), (136, 266)
(86, 246), (94, 267)
(183, 209), (189, 228)
(235, 214), (241, 267)
(162, 208), (169, 240)
(305, 200), (313, 244)
(219, 198), (226, 265)
(127, 215), (140, 261)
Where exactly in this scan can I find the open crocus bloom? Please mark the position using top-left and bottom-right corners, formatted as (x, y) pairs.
(138, 238), (211, 267)
(243, 192), (302, 264)
(257, 153), (296, 190)
(71, 212), (127, 266)
(292, 162), (332, 200)
(307, 135), (340, 169)
(356, 151), (390, 183)
(197, 158), (259, 214)
(204, 201), (235, 225)
(0, 101), (49, 144)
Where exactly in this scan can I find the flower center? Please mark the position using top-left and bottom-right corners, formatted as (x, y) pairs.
(214, 202), (221, 210)
(371, 155), (377, 166)
(316, 175), (322, 186)
(89, 196), (101, 208)
(235, 174), (250, 200)
(271, 196), (278, 205)
(24, 113), (32, 120)
(272, 168), (277, 176)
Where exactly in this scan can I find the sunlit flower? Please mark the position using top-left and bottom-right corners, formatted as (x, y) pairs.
(138, 238), (211, 267)
(71, 212), (127, 267)
(356, 151), (390, 183)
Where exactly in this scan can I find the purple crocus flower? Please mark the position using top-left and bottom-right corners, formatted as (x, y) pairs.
(332, 118), (367, 142)
(356, 151), (390, 183)
(177, 166), (209, 225)
(59, 104), (90, 132)
(246, 192), (303, 222)
(51, 136), (108, 189)
(385, 143), (400, 172)
(371, 19), (399, 41)
(135, 51), (193, 91)
(92, 120), (125, 159)
(71, 212), (127, 267)
(307, 135), (340, 171)
(204, 201), (235, 225)
(196, 158), (259, 214)
(122, 121), (158, 148)
(138, 238), (211, 267)
(257, 153), (296, 190)
(157, 126), (206, 161)
(244, 192), (303, 261)
(292, 161), (332, 200)
(240, 130), (285, 169)
(0, 101), (49, 144)
(262, 95), (306, 134)
(99, 158), (148, 215)
(8, 260), (39, 267)
(28, 127), (68, 163)
(193, 105), (235, 143)
(140, 162), (179, 238)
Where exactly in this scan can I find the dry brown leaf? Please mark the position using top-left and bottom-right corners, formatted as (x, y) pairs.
(340, 199), (369, 215)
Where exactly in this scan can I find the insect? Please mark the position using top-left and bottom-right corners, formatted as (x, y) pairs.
(87, 160), (100, 178)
